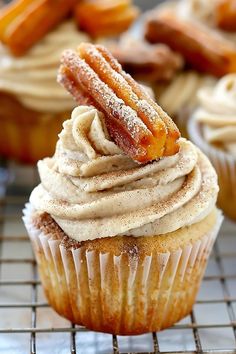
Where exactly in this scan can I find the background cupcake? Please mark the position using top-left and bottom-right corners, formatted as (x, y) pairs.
(0, 0), (139, 164)
(0, 21), (88, 163)
(188, 74), (236, 221)
(144, 0), (236, 137)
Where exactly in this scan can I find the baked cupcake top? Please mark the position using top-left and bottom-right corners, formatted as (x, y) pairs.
(193, 74), (236, 157)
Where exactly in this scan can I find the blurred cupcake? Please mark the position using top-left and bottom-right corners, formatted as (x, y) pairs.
(188, 74), (236, 220)
(0, 21), (89, 163)
(145, 0), (236, 74)
(144, 0), (236, 134)
(0, 0), (139, 164)
(23, 44), (222, 334)
(177, 0), (236, 41)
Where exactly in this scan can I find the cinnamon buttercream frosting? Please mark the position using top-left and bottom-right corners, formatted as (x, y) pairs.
(0, 21), (89, 113)
(194, 74), (236, 157)
(30, 106), (219, 241)
(156, 71), (216, 116)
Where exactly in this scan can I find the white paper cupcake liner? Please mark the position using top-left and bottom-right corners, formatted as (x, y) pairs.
(188, 116), (236, 220)
(23, 204), (223, 335)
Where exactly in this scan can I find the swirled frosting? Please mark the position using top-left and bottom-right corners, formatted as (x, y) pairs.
(0, 21), (89, 113)
(194, 74), (236, 157)
(30, 106), (218, 241)
(156, 71), (216, 116)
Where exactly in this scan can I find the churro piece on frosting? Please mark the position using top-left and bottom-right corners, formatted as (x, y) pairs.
(74, 0), (139, 38)
(145, 9), (236, 77)
(0, 0), (75, 56)
(58, 43), (180, 163)
(215, 0), (236, 32)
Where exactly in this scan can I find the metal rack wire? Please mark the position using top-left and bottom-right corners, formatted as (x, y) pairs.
(0, 178), (236, 354)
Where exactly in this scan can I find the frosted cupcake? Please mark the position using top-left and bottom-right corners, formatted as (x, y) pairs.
(0, 22), (88, 163)
(0, 0), (138, 163)
(188, 74), (236, 221)
(23, 44), (222, 334)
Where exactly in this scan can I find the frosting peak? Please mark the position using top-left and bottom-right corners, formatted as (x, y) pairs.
(56, 106), (135, 179)
(30, 106), (218, 241)
(194, 74), (236, 156)
(60, 106), (121, 158)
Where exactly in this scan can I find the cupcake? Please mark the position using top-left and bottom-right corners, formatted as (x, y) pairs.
(188, 74), (236, 221)
(0, 0), (138, 164)
(0, 21), (88, 163)
(23, 43), (222, 335)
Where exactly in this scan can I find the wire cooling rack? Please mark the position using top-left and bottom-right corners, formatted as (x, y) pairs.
(0, 168), (235, 354)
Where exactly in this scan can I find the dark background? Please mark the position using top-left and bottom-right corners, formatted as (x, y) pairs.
(3, 0), (166, 10)
(135, 0), (165, 10)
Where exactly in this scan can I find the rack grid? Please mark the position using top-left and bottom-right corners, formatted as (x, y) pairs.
(0, 177), (236, 354)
